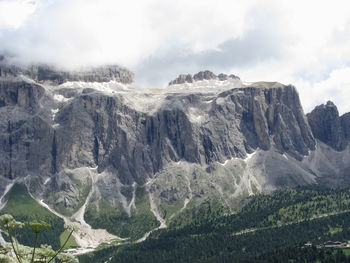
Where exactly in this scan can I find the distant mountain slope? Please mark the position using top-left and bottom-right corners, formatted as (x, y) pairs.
(1, 62), (350, 246)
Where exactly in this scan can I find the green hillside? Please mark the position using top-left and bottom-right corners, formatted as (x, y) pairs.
(85, 186), (159, 240)
(0, 183), (65, 250)
(79, 186), (350, 263)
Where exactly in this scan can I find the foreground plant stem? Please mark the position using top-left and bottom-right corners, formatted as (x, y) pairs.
(31, 232), (38, 263)
(14, 228), (21, 260)
(47, 229), (74, 263)
(7, 225), (22, 263)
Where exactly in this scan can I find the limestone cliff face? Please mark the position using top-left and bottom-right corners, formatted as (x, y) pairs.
(1, 65), (350, 237)
(0, 80), (49, 179)
(202, 83), (315, 161)
(0, 80), (44, 108)
(307, 101), (350, 151)
(0, 69), (315, 183)
(43, 82), (315, 185)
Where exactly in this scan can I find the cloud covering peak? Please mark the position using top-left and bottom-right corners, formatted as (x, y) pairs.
(1, 0), (350, 114)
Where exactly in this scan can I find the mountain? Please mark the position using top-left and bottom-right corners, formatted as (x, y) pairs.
(1, 61), (350, 250)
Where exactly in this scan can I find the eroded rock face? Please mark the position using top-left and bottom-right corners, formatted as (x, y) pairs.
(2, 65), (350, 239)
(168, 74), (194, 85)
(0, 81), (45, 109)
(307, 101), (349, 151)
(341, 113), (350, 140)
(0, 69), (317, 185)
(193, 70), (217, 81)
(203, 83), (315, 161)
(0, 63), (134, 85)
(169, 70), (240, 86)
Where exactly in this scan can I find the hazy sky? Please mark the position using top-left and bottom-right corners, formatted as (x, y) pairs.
(1, 0), (350, 114)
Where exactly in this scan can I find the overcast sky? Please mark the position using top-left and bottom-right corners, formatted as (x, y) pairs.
(1, 0), (350, 114)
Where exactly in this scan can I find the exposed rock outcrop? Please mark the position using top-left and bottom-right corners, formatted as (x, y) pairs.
(307, 101), (349, 151)
(1, 65), (350, 241)
(0, 80), (45, 109)
(169, 70), (239, 85)
(0, 73), (315, 183)
(0, 62), (134, 85)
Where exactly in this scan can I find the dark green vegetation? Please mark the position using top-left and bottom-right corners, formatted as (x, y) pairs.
(253, 246), (350, 263)
(79, 186), (350, 263)
(0, 184), (65, 250)
(84, 186), (159, 240)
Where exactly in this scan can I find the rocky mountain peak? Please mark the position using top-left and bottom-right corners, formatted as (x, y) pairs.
(307, 101), (350, 151)
(2, 62), (350, 245)
(326, 100), (335, 107)
(0, 59), (134, 85)
(168, 70), (239, 85)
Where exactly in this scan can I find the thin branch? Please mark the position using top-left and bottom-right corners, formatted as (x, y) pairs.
(7, 225), (22, 263)
(31, 232), (38, 263)
(47, 230), (74, 263)
(14, 227), (22, 260)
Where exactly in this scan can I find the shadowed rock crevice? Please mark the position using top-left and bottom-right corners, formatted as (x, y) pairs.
(51, 131), (57, 174)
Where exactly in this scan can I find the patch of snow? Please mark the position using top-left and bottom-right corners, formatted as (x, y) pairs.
(44, 178), (51, 185)
(126, 182), (137, 216)
(51, 108), (59, 120)
(218, 157), (240, 166)
(38, 199), (63, 218)
(304, 150), (312, 157)
(0, 181), (15, 210)
(244, 151), (256, 162)
(166, 78), (242, 94)
(178, 174), (193, 214)
(187, 107), (207, 123)
(48, 78), (242, 115)
(53, 94), (70, 102)
(219, 159), (229, 166)
(60, 81), (129, 95)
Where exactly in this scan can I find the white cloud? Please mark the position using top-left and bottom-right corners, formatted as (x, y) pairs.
(1, 0), (350, 113)
(0, 0), (37, 29)
(0, 0), (259, 68)
(303, 67), (350, 115)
